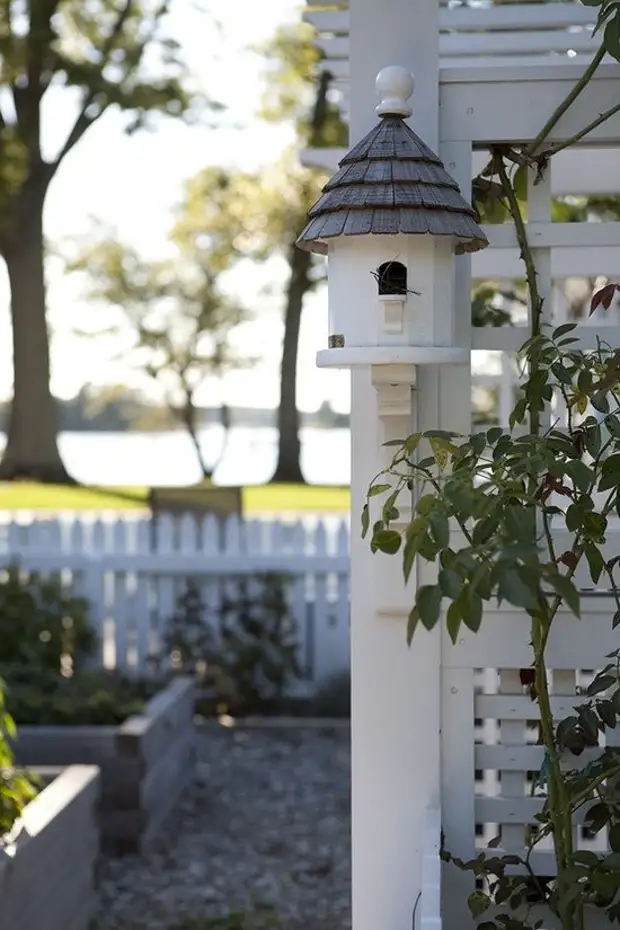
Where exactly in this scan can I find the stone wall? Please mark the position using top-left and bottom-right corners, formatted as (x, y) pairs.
(0, 765), (100, 930)
(14, 677), (196, 854)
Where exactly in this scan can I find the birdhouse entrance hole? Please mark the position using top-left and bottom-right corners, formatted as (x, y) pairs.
(377, 261), (407, 296)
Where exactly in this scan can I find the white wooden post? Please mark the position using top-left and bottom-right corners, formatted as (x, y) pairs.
(347, 3), (443, 930)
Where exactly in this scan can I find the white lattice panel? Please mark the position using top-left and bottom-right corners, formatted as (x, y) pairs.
(442, 599), (620, 880)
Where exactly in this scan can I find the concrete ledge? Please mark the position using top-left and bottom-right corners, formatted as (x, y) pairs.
(0, 765), (100, 930)
(14, 676), (196, 855)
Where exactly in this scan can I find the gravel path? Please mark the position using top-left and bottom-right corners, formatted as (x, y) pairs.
(95, 723), (351, 930)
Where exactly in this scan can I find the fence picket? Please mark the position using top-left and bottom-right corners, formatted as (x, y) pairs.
(0, 513), (348, 691)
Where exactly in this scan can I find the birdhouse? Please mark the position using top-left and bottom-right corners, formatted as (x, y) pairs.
(297, 66), (488, 373)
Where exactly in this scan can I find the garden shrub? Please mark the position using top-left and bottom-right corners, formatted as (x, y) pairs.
(0, 564), (96, 672)
(173, 908), (283, 930)
(164, 573), (301, 715)
(0, 666), (161, 726)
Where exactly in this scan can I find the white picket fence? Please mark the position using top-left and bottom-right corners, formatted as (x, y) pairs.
(0, 515), (351, 694)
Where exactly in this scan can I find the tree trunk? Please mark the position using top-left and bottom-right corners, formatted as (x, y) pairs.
(270, 71), (332, 486)
(180, 398), (231, 483)
(0, 199), (72, 483)
(270, 246), (310, 484)
(181, 397), (213, 480)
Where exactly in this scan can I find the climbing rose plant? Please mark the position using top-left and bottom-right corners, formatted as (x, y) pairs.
(363, 7), (620, 928)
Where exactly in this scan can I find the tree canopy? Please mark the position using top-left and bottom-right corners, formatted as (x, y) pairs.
(0, 0), (210, 481)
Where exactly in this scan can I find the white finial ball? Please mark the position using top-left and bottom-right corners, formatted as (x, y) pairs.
(375, 66), (414, 118)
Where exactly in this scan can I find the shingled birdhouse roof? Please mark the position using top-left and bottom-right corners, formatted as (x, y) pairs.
(297, 67), (488, 256)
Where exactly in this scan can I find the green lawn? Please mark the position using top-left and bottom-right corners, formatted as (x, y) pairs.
(0, 482), (351, 513)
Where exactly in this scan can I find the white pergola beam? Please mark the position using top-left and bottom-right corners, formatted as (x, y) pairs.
(315, 29), (600, 60)
(440, 63), (620, 145)
(302, 146), (620, 196)
(304, 3), (599, 33)
(473, 246), (620, 280)
(317, 61), (620, 145)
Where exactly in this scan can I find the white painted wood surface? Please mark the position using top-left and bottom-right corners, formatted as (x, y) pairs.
(311, 0), (620, 926)
(305, 2), (610, 79)
(344, 4), (443, 930)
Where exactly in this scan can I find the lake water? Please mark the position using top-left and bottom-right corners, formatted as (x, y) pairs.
(0, 427), (352, 488)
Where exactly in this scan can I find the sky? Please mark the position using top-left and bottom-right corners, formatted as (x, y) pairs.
(0, 0), (352, 414)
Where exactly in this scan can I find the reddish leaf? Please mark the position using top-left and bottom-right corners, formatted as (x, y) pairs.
(590, 283), (620, 316)
(559, 550), (578, 570)
(520, 667), (535, 687)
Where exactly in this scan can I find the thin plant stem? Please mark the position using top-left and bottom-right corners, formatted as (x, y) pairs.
(543, 101), (620, 157)
(524, 45), (606, 156)
(494, 154), (543, 438)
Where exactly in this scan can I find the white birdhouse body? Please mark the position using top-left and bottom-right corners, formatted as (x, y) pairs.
(297, 66), (487, 370)
(327, 234), (454, 353)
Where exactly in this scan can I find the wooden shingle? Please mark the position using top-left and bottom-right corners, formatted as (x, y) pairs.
(297, 115), (488, 255)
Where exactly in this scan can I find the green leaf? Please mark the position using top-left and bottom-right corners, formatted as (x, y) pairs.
(584, 802), (610, 833)
(407, 607), (419, 645)
(614, 610), (620, 630)
(470, 562), (493, 601)
(416, 585), (442, 631)
(599, 453), (620, 492)
(468, 891), (491, 919)
(444, 483), (476, 518)
(547, 573), (581, 617)
(417, 494), (437, 516)
(604, 13), (620, 60)
(579, 706), (600, 741)
(473, 515), (498, 546)
(553, 322), (578, 339)
(407, 607), (420, 646)
(585, 423), (602, 458)
(368, 483), (392, 497)
(439, 568), (461, 599)
(418, 534), (439, 563)
(446, 600), (461, 644)
(403, 534), (419, 584)
(361, 504), (370, 538)
(404, 434), (422, 456)
(382, 490), (400, 523)
(566, 459), (594, 493)
(509, 397), (527, 429)
(573, 850), (601, 866)
(429, 511), (450, 550)
(513, 164), (527, 202)
(552, 361), (575, 385)
(486, 427), (503, 445)
(592, 391), (611, 414)
(462, 588), (483, 633)
(587, 673), (616, 696)
(583, 510), (608, 543)
(558, 881), (585, 910)
(584, 543), (605, 585)
(597, 699), (617, 728)
(505, 505), (535, 540)
(371, 529), (402, 555)
(498, 568), (539, 611)
(609, 823), (620, 853)
(565, 504), (584, 532)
